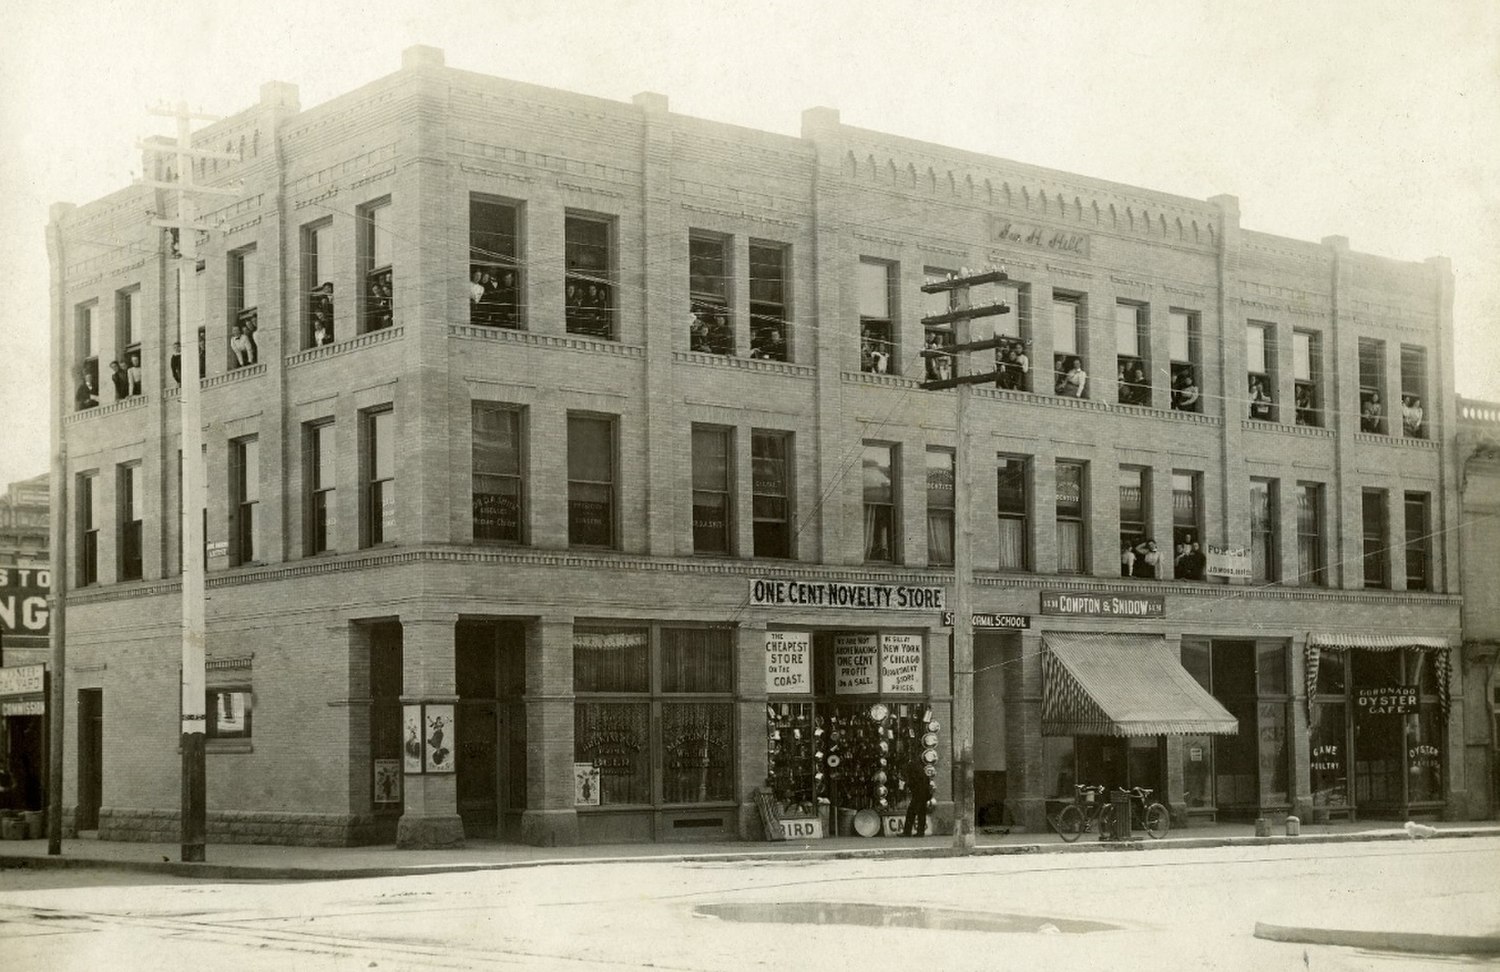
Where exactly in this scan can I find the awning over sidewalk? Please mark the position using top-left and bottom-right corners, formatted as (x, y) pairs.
(1304, 633), (1452, 721)
(1041, 633), (1238, 737)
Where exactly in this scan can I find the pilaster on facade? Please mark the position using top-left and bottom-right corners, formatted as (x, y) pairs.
(803, 106), (845, 566)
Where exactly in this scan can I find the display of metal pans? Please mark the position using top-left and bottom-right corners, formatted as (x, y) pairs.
(853, 808), (882, 837)
(868, 703), (889, 722)
(922, 732), (939, 747)
(921, 748), (939, 763)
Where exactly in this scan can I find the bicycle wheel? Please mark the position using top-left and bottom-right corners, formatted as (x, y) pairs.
(1055, 805), (1083, 842)
(1144, 803), (1170, 839)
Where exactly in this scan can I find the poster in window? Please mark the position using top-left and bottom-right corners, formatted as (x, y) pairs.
(473, 492), (519, 541)
(834, 633), (878, 694)
(373, 759), (402, 805)
(880, 633), (923, 694)
(765, 630), (811, 694)
(402, 704), (424, 773)
(574, 762), (601, 806)
(424, 704), (455, 773)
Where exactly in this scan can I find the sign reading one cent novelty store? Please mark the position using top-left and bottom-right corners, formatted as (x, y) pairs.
(750, 579), (944, 611)
(1040, 591), (1165, 618)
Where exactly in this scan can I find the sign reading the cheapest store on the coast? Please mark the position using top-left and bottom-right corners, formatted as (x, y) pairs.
(750, 579), (945, 611)
(1040, 591), (1165, 618)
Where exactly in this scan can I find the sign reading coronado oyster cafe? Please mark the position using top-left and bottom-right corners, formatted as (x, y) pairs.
(750, 579), (945, 611)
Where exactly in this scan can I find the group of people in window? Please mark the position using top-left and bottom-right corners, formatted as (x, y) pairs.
(1120, 535), (1207, 580)
(564, 277), (614, 339)
(1171, 365), (1201, 412)
(366, 267), (393, 331)
(229, 314), (260, 368)
(469, 266), (521, 329)
(1055, 355), (1087, 397)
(309, 282), (335, 346)
(75, 353), (144, 411)
(688, 302), (733, 355)
(1116, 358), (1151, 406)
(1360, 391), (1425, 438)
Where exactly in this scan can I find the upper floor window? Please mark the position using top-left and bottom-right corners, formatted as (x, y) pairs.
(359, 199), (393, 332)
(77, 472), (99, 586)
(116, 287), (142, 396)
(305, 421), (336, 555)
(996, 455), (1029, 571)
(1052, 295), (1087, 399)
(1404, 492), (1431, 591)
(922, 267), (956, 384)
(1293, 330), (1322, 427)
(361, 408), (395, 547)
(1358, 338), (1387, 434)
(231, 437), (260, 566)
(567, 413), (616, 548)
(858, 260), (896, 374)
(1361, 489), (1388, 589)
(1249, 477), (1279, 583)
(118, 462), (142, 581)
(303, 220), (335, 348)
(862, 442), (897, 562)
(1115, 302), (1150, 406)
(1400, 346), (1427, 439)
(749, 242), (789, 361)
(1172, 472), (1205, 580)
(1247, 323), (1276, 421)
(470, 196), (523, 329)
(473, 403), (524, 544)
(992, 282), (1029, 393)
(74, 302), (99, 410)
(689, 234), (733, 355)
(228, 248), (259, 369)
(751, 429), (793, 559)
(565, 214), (614, 339)
(926, 447), (955, 566)
(1297, 482), (1327, 587)
(691, 425), (733, 554)
(1055, 460), (1086, 574)
(1119, 466), (1157, 578)
(1169, 310), (1201, 413)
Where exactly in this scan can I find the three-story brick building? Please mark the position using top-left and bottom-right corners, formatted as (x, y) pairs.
(47, 47), (1474, 848)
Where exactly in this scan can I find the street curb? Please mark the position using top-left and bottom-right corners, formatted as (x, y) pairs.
(1254, 921), (1500, 957)
(2, 826), (1497, 883)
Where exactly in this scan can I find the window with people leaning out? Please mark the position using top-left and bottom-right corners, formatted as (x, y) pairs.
(573, 625), (735, 808)
(1358, 338), (1386, 434)
(1168, 310), (1201, 413)
(1115, 302), (1151, 406)
(565, 214), (614, 339)
(1117, 466), (1163, 578)
(304, 220), (335, 348)
(1400, 346), (1427, 439)
(688, 234), (733, 355)
(1052, 295), (1086, 398)
(1247, 323), (1275, 421)
(360, 200), (394, 332)
(859, 259), (895, 374)
(470, 196), (523, 329)
(748, 242), (789, 361)
(1293, 330), (1322, 427)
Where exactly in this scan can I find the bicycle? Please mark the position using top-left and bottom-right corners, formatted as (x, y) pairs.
(1050, 783), (1107, 842)
(1113, 786), (1171, 839)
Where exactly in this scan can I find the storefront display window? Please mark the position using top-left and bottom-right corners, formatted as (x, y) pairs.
(572, 625), (735, 809)
(1178, 637), (1290, 814)
(1308, 702), (1348, 809)
(1181, 734), (1213, 810)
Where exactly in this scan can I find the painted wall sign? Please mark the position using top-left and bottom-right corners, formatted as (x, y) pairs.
(1040, 591), (1165, 618)
(765, 630), (812, 694)
(834, 633), (878, 694)
(750, 579), (944, 611)
(1205, 545), (1252, 579)
(941, 612), (1030, 629)
(0, 664), (45, 697)
(879, 633), (924, 695)
(989, 217), (1090, 259)
(0, 567), (50, 638)
(1356, 686), (1417, 716)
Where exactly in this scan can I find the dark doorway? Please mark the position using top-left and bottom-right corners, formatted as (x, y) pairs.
(455, 620), (527, 841)
(3, 715), (45, 811)
(77, 689), (103, 830)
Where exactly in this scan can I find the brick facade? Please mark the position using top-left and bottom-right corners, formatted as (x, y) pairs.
(45, 46), (1475, 848)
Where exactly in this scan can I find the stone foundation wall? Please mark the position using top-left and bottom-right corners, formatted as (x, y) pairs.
(96, 807), (383, 847)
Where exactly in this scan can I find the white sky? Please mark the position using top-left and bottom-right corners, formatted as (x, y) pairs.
(2, 0), (1497, 489)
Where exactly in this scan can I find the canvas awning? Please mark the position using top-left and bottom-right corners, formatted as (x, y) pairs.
(1041, 633), (1238, 737)
(1304, 633), (1452, 721)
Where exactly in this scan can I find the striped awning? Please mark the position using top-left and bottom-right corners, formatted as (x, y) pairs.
(1304, 633), (1452, 722)
(1307, 633), (1450, 652)
(1041, 633), (1239, 737)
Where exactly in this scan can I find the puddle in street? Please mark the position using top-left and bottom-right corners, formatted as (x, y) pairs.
(694, 902), (1119, 935)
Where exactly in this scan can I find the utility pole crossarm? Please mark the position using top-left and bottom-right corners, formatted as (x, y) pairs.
(921, 268), (1009, 293)
(919, 302), (1012, 327)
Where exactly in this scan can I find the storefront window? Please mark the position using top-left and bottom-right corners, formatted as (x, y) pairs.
(1182, 638), (1290, 812)
(1042, 736), (1075, 800)
(1405, 707), (1443, 803)
(574, 701), (650, 805)
(1181, 734), (1214, 810)
(1309, 702), (1348, 809)
(661, 702), (733, 803)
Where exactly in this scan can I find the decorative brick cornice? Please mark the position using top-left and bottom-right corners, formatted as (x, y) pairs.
(64, 395), (148, 426)
(972, 573), (1460, 608)
(447, 324), (645, 359)
(1242, 419), (1336, 439)
(674, 351), (816, 378)
(288, 327), (405, 367)
(1353, 431), (1438, 451)
(841, 370), (921, 389)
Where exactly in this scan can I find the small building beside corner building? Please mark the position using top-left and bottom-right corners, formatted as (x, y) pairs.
(43, 47), (1480, 849)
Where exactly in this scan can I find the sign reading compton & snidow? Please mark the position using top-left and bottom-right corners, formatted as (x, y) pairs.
(1040, 591), (1165, 618)
(750, 579), (944, 611)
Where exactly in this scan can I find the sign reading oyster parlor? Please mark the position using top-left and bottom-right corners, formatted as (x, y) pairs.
(750, 579), (944, 611)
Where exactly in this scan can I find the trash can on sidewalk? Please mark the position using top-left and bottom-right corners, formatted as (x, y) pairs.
(1109, 790), (1132, 840)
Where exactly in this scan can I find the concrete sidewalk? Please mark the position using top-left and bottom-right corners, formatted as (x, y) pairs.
(2, 818), (1497, 882)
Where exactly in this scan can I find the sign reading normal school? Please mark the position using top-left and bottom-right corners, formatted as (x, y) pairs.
(1040, 591), (1166, 618)
(750, 579), (945, 611)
